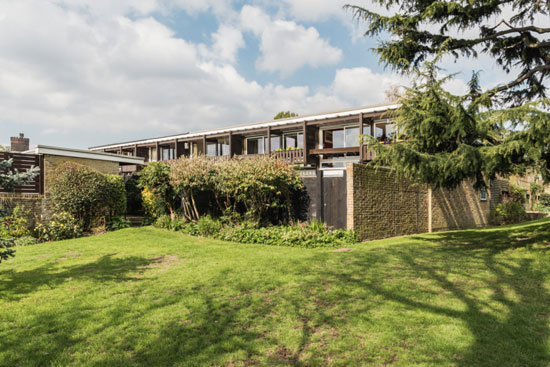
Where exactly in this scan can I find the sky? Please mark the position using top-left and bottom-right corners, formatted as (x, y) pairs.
(0, 0), (513, 149)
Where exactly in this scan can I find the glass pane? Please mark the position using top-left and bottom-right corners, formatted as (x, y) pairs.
(375, 126), (384, 139)
(206, 143), (217, 156)
(345, 127), (360, 147)
(332, 129), (345, 148)
(386, 124), (396, 140)
(285, 134), (297, 149)
(362, 126), (372, 136)
(297, 133), (304, 148)
(271, 136), (281, 151)
(221, 143), (229, 156)
(247, 139), (259, 154)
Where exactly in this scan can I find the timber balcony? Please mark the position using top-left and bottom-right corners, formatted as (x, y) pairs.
(212, 149), (305, 164)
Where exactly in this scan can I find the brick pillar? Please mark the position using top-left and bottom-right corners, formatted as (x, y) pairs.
(346, 163), (355, 230)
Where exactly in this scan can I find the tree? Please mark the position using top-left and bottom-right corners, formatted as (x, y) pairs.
(0, 158), (39, 264)
(0, 159), (39, 192)
(365, 61), (550, 189)
(274, 111), (298, 120)
(345, 1), (550, 104)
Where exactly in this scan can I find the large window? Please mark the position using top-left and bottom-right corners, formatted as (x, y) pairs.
(247, 137), (265, 154)
(323, 126), (359, 148)
(284, 132), (304, 149)
(270, 135), (281, 152)
(206, 138), (230, 157)
(161, 147), (175, 161)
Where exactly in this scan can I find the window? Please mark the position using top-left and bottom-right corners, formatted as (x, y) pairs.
(149, 147), (157, 162)
(246, 137), (266, 154)
(161, 147), (175, 161)
(206, 138), (229, 157)
(480, 188), (488, 201)
(345, 127), (360, 147)
(323, 126), (359, 148)
(284, 132), (304, 149)
(270, 135), (281, 151)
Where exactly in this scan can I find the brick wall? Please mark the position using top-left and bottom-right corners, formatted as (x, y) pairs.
(347, 164), (506, 241)
(0, 194), (52, 226)
(348, 164), (428, 241)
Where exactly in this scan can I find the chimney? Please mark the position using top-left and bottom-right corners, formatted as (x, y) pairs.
(10, 133), (30, 152)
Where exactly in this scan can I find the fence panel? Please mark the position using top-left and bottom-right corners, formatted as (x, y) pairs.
(0, 152), (43, 194)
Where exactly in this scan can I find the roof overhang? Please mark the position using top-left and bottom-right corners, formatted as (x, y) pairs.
(89, 103), (400, 151)
(25, 145), (145, 165)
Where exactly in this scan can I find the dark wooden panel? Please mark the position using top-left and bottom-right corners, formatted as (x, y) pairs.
(0, 152), (42, 194)
(322, 172), (347, 229)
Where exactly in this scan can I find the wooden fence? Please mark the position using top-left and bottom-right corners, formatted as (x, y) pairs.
(0, 152), (44, 194)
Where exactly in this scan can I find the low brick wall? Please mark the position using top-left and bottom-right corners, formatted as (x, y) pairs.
(0, 194), (52, 226)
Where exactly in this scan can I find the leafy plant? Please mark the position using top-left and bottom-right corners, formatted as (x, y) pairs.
(36, 212), (82, 242)
(0, 205), (31, 239)
(49, 163), (109, 230)
(105, 174), (127, 218)
(509, 185), (527, 204)
(14, 236), (38, 246)
(0, 158), (39, 192)
(106, 216), (131, 231)
(139, 162), (177, 220)
(492, 202), (527, 225)
(0, 238), (15, 263)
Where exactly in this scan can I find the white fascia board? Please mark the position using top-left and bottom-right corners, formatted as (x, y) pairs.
(90, 104), (400, 151)
(30, 145), (144, 165)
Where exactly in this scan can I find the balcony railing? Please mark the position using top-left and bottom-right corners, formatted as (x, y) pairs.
(271, 149), (304, 163)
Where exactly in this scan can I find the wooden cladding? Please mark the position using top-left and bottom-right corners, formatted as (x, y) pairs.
(0, 152), (43, 194)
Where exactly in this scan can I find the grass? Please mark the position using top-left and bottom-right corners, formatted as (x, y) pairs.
(1, 219), (550, 366)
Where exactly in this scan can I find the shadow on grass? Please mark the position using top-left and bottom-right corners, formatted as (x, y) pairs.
(0, 254), (152, 301)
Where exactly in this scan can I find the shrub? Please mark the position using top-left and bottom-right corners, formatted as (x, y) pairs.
(492, 202), (527, 225)
(36, 212), (82, 242)
(0, 238), (15, 263)
(170, 156), (219, 222)
(49, 163), (109, 230)
(197, 215), (223, 237)
(14, 236), (38, 246)
(0, 205), (32, 239)
(139, 162), (177, 220)
(509, 185), (527, 204)
(106, 216), (131, 231)
(105, 174), (127, 218)
(539, 193), (550, 208)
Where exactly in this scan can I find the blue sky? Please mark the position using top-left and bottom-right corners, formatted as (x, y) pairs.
(0, 0), (501, 149)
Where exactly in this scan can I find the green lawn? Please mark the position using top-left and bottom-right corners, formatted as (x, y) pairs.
(2, 220), (550, 367)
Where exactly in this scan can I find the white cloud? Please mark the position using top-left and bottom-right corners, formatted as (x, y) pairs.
(240, 6), (342, 76)
(201, 25), (245, 64)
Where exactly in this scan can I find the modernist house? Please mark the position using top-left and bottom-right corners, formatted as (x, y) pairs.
(89, 103), (400, 174)
(89, 103), (509, 240)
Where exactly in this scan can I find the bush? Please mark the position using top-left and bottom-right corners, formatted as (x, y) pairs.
(49, 163), (109, 230)
(36, 212), (82, 242)
(169, 156), (304, 224)
(197, 215), (223, 237)
(492, 202), (527, 225)
(106, 216), (131, 231)
(105, 174), (127, 218)
(539, 193), (550, 208)
(218, 222), (357, 248)
(155, 215), (357, 248)
(509, 185), (527, 204)
(14, 236), (38, 246)
(139, 162), (177, 220)
(0, 205), (32, 239)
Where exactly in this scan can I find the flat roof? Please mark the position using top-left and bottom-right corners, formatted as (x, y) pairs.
(89, 102), (399, 151)
(25, 145), (145, 165)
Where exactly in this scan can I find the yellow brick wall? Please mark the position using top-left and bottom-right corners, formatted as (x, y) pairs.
(348, 164), (506, 241)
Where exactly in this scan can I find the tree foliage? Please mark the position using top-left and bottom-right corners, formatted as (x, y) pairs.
(346, 0), (550, 104)
(367, 61), (550, 189)
(274, 111), (298, 120)
(0, 159), (39, 192)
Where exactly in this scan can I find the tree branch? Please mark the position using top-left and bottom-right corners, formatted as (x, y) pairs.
(491, 64), (550, 94)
